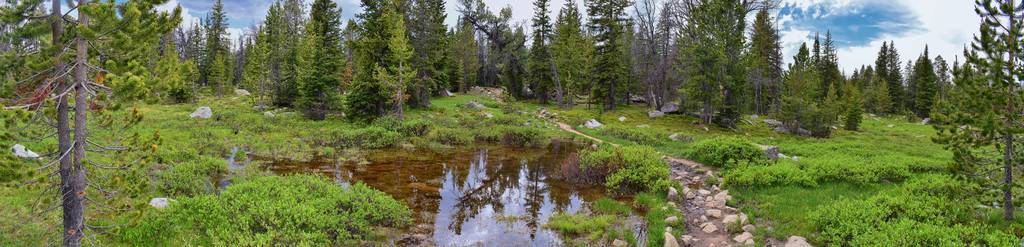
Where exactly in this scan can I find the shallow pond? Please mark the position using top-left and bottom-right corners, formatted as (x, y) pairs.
(260, 141), (609, 246)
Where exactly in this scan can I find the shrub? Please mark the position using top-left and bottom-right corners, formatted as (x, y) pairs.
(601, 126), (662, 146)
(487, 114), (527, 126)
(332, 127), (401, 149)
(723, 161), (816, 187)
(157, 157), (227, 197)
(685, 137), (765, 168)
(581, 145), (671, 194)
(124, 175), (411, 245)
(498, 126), (546, 147)
(428, 127), (473, 145)
(373, 116), (432, 137)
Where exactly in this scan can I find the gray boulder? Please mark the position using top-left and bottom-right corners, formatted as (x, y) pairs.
(234, 89), (251, 96)
(584, 119), (603, 129)
(764, 119), (783, 126)
(649, 110), (665, 118)
(784, 236), (813, 247)
(464, 101), (486, 110)
(190, 107), (212, 119)
(763, 146), (780, 160)
(12, 144), (39, 159)
(660, 103), (679, 113)
(149, 198), (171, 209)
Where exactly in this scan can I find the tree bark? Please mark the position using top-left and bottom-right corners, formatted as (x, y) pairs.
(65, 1), (90, 246)
(1004, 134), (1014, 220)
(50, 0), (79, 245)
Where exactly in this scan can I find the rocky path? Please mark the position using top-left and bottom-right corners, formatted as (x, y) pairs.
(555, 121), (811, 247)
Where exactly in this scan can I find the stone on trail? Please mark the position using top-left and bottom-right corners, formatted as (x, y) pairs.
(190, 106), (212, 119)
(612, 239), (628, 247)
(234, 89), (250, 96)
(664, 232), (681, 247)
(733, 232), (753, 244)
(700, 222), (718, 233)
(680, 235), (694, 245)
(667, 187), (679, 202)
(12, 144), (39, 159)
(742, 224), (755, 232)
(149, 198), (170, 209)
(649, 110), (665, 118)
(665, 216), (679, 224)
(784, 236), (813, 247)
(584, 119), (603, 129)
(723, 214), (739, 226)
(706, 209), (722, 218)
(698, 189), (711, 196)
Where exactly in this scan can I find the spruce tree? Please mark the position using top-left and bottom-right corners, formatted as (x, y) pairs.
(552, 0), (593, 106)
(374, 5), (416, 119)
(408, 0), (448, 107)
(296, 0), (344, 120)
(587, 0), (630, 111)
(843, 82), (864, 131)
(748, 7), (783, 115)
(529, 0), (555, 104)
(347, 0), (405, 120)
(911, 47), (938, 118)
(452, 20), (479, 93)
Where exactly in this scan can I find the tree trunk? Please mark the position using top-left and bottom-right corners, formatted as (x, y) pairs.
(65, 1), (90, 245)
(549, 58), (564, 108)
(51, 0), (79, 245)
(1004, 134), (1015, 220)
(1005, 0), (1019, 222)
(395, 63), (405, 120)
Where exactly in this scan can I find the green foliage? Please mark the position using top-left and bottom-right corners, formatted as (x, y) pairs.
(586, 0), (630, 110)
(636, 192), (686, 247)
(843, 82), (863, 131)
(372, 116), (432, 137)
(724, 161), (816, 188)
(600, 125), (662, 146)
(685, 137), (764, 168)
(124, 175), (411, 245)
(428, 127), (473, 145)
(157, 157), (227, 197)
(581, 145), (671, 194)
(331, 127), (401, 149)
(593, 198), (631, 215)
(497, 126), (546, 147)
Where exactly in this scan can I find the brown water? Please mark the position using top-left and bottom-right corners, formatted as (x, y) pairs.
(260, 141), (609, 246)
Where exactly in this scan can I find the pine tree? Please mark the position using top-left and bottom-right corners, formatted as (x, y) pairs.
(154, 42), (195, 103)
(408, 0), (448, 107)
(935, 0), (1023, 221)
(374, 5), (416, 119)
(296, 0), (344, 120)
(452, 20), (479, 93)
(843, 82), (864, 131)
(587, 0), (631, 111)
(678, 0), (747, 127)
(876, 41), (905, 113)
(552, 0), (593, 106)
(347, 0), (405, 120)
(244, 26), (271, 109)
(910, 46), (938, 118)
(748, 7), (783, 115)
(529, 0), (555, 104)
(202, 0), (230, 94)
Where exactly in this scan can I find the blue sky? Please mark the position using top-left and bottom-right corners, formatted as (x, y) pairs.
(162, 0), (979, 73)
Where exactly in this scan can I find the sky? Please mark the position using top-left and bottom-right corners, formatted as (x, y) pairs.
(160, 0), (981, 74)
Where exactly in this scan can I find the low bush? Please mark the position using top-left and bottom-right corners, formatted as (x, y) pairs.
(157, 157), (227, 197)
(685, 137), (765, 168)
(428, 127), (473, 145)
(601, 126), (662, 146)
(723, 161), (816, 187)
(545, 213), (635, 245)
(124, 175), (411, 246)
(636, 192), (685, 247)
(372, 116), (432, 137)
(580, 145), (671, 194)
(332, 127), (401, 149)
(498, 126), (546, 147)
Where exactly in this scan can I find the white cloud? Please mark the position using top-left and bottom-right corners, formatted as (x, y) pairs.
(157, 0), (200, 28)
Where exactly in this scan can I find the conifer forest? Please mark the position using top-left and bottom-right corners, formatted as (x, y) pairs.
(1, 0), (1024, 246)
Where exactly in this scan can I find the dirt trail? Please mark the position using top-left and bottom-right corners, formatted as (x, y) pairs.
(555, 121), (754, 247)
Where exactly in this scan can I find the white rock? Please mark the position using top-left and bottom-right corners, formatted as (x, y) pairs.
(887, 124), (895, 128)
(733, 232), (753, 244)
(921, 118), (931, 125)
(443, 90), (455, 97)
(680, 235), (694, 245)
(11, 144), (39, 159)
(149, 198), (171, 209)
(700, 222), (718, 233)
(649, 110), (665, 118)
(665, 216), (679, 224)
(742, 224), (756, 232)
(706, 209), (722, 218)
(784, 236), (813, 247)
(618, 116), (627, 122)
(637, 124), (651, 128)
(664, 231), (681, 247)
(612, 239), (628, 247)
(190, 106), (212, 119)
(584, 119), (603, 129)
(264, 112), (275, 118)
(667, 187), (679, 202)
(465, 101), (486, 110)
(698, 189), (711, 196)
(484, 112), (494, 118)
(739, 213), (749, 225)
(234, 89), (251, 96)
(714, 190), (731, 202)
(661, 103), (679, 113)
(723, 214), (740, 226)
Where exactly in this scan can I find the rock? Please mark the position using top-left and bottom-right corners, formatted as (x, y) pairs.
(665, 216), (679, 224)
(149, 198), (170, 209)
(442, 90), (454, 97)
(921, 118), (931, 125)
(637, 124), (651, 128)
(661, 103), (679, 113)
(483, 112), (494, 118)
(744, 239), (755, 246)
(739, 213), (749, 225)
(700, 215), (708, 222)
(612, 239), (628, 247)
(234, 89), (251, 96)
(680, 235), (694, 245)
(773, 126), (789, 133)
(706, 209), (722, 218)
(784, 236), (813, 247)
(763, 146), (780, 161)
(685, 191), (696, 199)
(669, 133), (693, 142)
(794, 128), (813, 136)
(700, 222), (718, 233)
(538, 109), (557, 119)
(733, 232), (753, 244)
(649, 110), (665, 118)
(618, 116), (627, 122)
(584, 119), (603, 129)
(464, 101), (486, 110)
(664, 232), (681, 247)
(264, 112), (275, 118)
(12, 144), (39, 159)
(190, 107), (212, 119)
(714, 190), (731, 202)
(630, 95), (647, 103)
(792, 156), (800, 161)
(667, 187), (679, 202)
(723, 214), (739, 226)
(763, 119), (783, 126)
(698, 189), (712, 196)
(742, 224), (755, 232)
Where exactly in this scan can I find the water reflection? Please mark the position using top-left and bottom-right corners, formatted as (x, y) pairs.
(262, 142), (605, 246)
